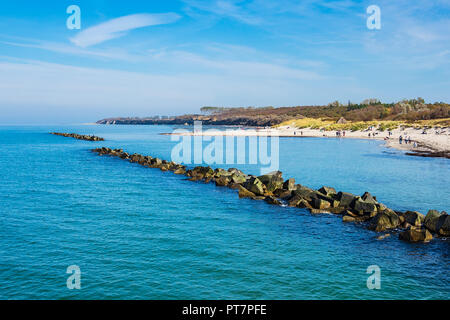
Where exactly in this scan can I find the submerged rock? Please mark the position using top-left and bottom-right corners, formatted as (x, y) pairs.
(377, 234), (391, 240)
(310, 209), (331, 214)
(343, 215), (356, 223)
(265, 196), (282, 205)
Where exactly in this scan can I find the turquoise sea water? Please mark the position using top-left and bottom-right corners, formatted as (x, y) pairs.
(0, 125), (449, 300)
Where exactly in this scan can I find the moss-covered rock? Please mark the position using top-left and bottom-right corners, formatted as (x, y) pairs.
(318, 186), (337, 196)
(283, 178), (296, 191)
(369, 209), (400, 232)
(258, 171), (284, 192)
(402, 211), (425, 227)
(424, 210), (442, 233)
(243, 177), (266, 196)
(238, 185), (256, 198)
(215, 176), (230, 187)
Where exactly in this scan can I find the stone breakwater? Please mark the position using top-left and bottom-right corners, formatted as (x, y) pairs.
(92, 147), (449, 243)
(51, 132), (105, 141)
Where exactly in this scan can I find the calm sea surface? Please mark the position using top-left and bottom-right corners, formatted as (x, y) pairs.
(0, 125), (449, 299)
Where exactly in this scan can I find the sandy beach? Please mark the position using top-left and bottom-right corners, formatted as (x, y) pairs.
(169, 125), (450, 156)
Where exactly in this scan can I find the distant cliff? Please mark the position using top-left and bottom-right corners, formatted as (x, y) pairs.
(96, 99), (450, 127)
(96, 114), (285, 127)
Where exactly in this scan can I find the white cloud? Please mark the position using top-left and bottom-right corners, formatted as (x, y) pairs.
(70, 13), (181, 47)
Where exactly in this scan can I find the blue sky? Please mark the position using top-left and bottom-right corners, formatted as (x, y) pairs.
(0, 0), (449, 124)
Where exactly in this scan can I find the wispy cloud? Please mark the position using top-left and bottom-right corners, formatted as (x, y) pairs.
(183, 0), (262, 25)
(0, 38), (139, 61)
(70, 13), (181, 47)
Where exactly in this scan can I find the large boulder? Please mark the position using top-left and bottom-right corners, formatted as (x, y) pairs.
(361, 192), (377, 204)
(311, 198), (331, 210)
(258, 171), (284, 192)
(215, 176), (230, 187)
(231, 173), (247, 184)
(238, 185), (256, 198)
(265, 196), (282, 205)
(352, 198), (377, 214)
(151, 158), (162, 167)
(274, 189), (292, 199)
(436, 213), (450, 236)
(287, 194), (304, 207)
(173, 166), (186, 175)
(318, 186), (337, 197)
(214, 168), (232, 178)
(291, 185), (315, 201)
(243, 177), (266, 196)
(337, 192), (358, 207)
(399, 228), (433, 243)
(283, 178), (296, 191)
(297, 199), (312, 209)
(192, 166), (214, 179)
(228, 168), (245, 175)
(369, 209), (400, 232)
(424, 210), (443, 233)
(402, 211), (425, 227)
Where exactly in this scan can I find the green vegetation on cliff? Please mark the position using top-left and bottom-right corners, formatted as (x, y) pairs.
(97, 98), (450, 127)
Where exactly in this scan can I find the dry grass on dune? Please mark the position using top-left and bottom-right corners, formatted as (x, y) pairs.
(277, 118), (450, 132)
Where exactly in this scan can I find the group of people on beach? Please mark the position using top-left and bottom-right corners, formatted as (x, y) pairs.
(336, 131), (346, 137)
(399, 135), (416, 147)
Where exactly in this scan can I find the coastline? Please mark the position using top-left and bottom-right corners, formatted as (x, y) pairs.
(166, 126), (450, 158)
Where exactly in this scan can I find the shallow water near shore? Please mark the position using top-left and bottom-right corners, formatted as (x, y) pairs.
(0, 125), (449, 300)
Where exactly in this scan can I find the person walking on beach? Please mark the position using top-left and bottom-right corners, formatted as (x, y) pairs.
(399, 135), (403, 144)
